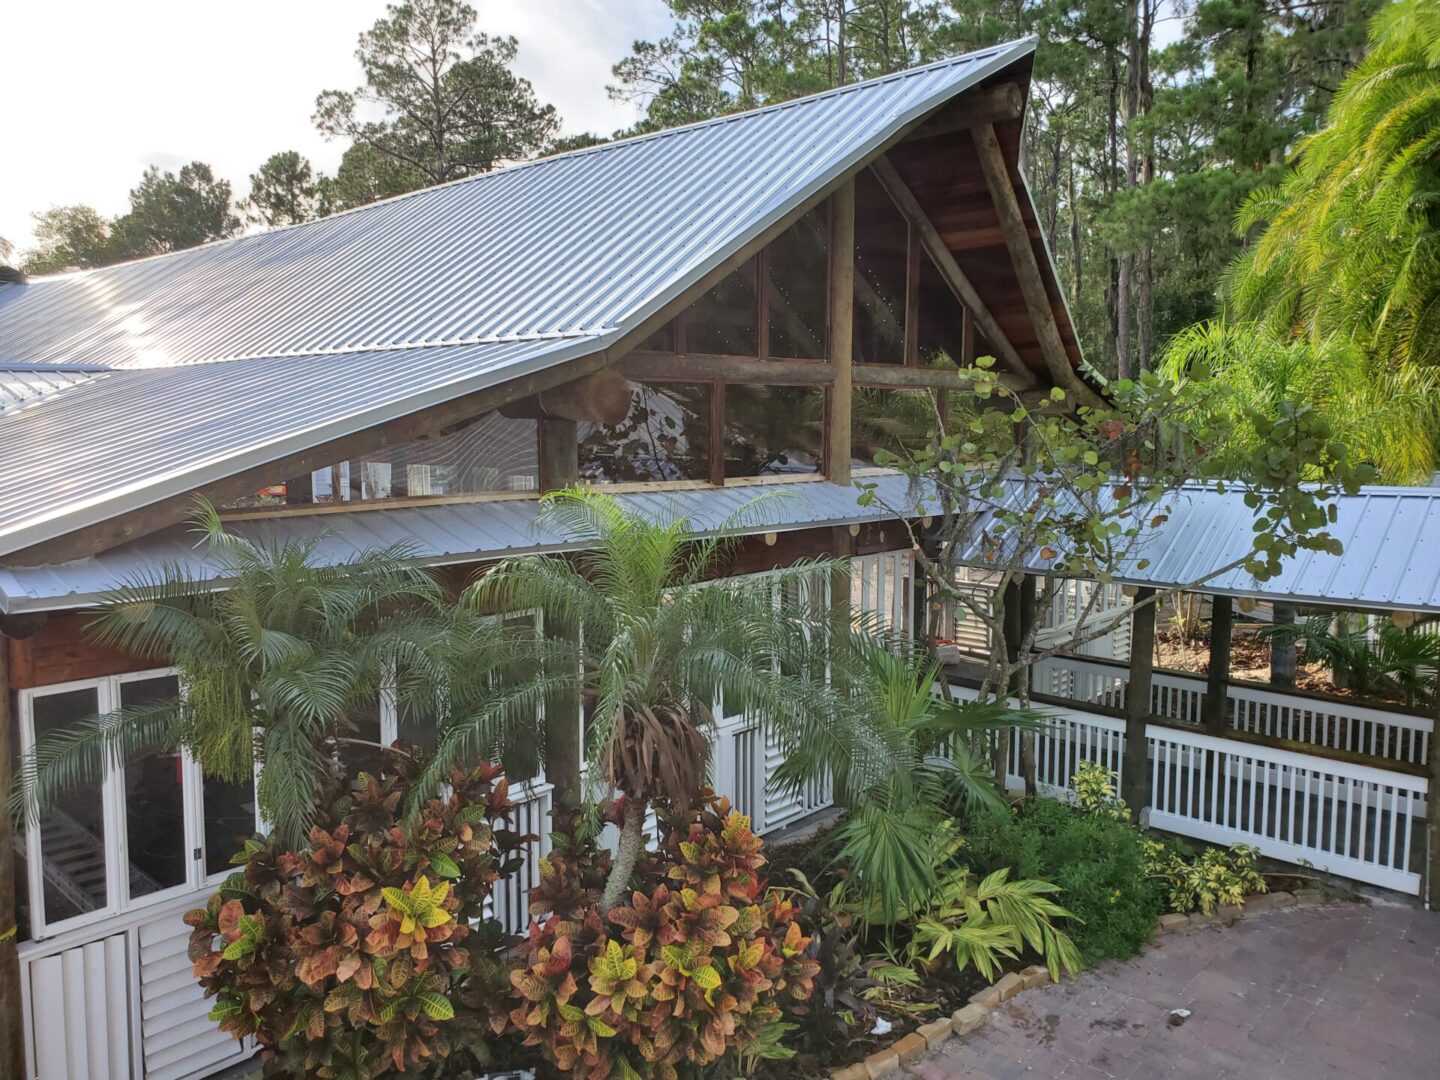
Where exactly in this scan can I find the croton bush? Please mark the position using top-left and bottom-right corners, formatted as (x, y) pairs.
(510, 794), (822, 1079)
(187, 758), (529, 1078)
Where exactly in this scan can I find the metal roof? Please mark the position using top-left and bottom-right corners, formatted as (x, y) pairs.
(0, 366), (107, 414)
(0, 474), (924, 613)
(0, 38), (1035, 558)
(3, 473), (1438, 615)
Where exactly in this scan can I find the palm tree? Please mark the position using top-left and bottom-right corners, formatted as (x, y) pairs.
(11, 504), (547, 847)
(1226, 0), (1440, 374)
(1258, 613), (1440, 706)
(772, 638), (1035, 922)
(1160, 319), (1440, 483)
(419, 488), (848, 909)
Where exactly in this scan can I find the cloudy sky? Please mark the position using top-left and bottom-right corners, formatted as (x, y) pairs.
(0, 0), (674, 256)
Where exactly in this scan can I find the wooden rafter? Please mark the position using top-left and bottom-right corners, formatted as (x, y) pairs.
(972, 123), (1104, 410)
(868, 155), (1036, 389)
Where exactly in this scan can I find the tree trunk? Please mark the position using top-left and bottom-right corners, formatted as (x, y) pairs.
(0, 635), (24, 1080)
(602, 798), (648, 911)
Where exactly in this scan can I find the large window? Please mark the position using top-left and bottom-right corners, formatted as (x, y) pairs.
(852, 388), (936, 468)
(579, 381), (713, 483)
(17, 671), (259, 940)
(766, 206), (830, 359)
(686, 262), (758, 356)
(853, 171), (910, 365)
(724, 385), (825, 478)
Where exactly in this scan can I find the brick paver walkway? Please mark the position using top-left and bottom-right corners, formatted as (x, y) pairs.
(907, 902), (1440, 1079)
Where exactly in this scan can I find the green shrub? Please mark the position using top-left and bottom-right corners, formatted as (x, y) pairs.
(1141, 837), (1267, 915)
(964, 798), (1165, 965)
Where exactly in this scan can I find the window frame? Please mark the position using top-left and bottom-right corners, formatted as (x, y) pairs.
(18, 667), (261, 941)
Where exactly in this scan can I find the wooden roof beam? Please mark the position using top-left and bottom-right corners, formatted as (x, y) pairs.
(869, 155), (1036, 390)
(972, 123), (1106, 412)
(904, 83), (1025, 141)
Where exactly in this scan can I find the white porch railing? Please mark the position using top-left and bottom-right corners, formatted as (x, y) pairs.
(1031, 654), (1433, 766)
(956, 676), (1430, 896)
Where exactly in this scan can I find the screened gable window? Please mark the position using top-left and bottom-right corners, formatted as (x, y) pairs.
(852, 388), (936, 468)
(853, 171), (910, 365)
(916, 247), (971, 367)
(766, 205), (829, 359)
(686, 261), (758, 356)
(579, 381), (712, 483)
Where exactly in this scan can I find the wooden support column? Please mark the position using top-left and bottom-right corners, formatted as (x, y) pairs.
(539, 419), (579, 492)
(1270, 602), (1297, 689)
(1122, 587), (1157, 815)
(827, 181), (855, 486)
(1015, 574), (1038, 795)
(1202, 595), (1233, 735)
(1427, 688), (1440, 911)
(0, 635), (24, 1080)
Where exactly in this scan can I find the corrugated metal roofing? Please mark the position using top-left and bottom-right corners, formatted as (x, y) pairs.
(0, 38), (1036, 558)
(946, 480), (1440, 614)
(0, 41), (1032, 369)
(0, 474), (924, 613)
(7, 473), (1437, 616)
(0, 337), (597, 556)
(0, 367), (107, 414)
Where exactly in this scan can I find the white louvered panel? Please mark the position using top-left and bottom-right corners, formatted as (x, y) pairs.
(139, 909), (249, 1080)
(28, 932), (130, 1080)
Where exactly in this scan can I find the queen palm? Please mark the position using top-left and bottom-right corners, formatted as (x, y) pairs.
(1226, 0), (1440, 374)
(420, 488), (849, 909)
(11, 503), (553, 848)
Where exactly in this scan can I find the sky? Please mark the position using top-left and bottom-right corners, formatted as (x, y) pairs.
(0, 0), (674, 256)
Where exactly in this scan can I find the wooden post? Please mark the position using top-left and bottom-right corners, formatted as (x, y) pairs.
(1015, 575), (1037, 796)
(1202, 595), (1233, 735)
(1427, 687), (1440, 911)
(539, 419), (579, 492)
(826, 181), (855, 486)
(1122, 588), (1156, 815)
(0, 635), (25, 1080)
(1270, 602), (1297, 689)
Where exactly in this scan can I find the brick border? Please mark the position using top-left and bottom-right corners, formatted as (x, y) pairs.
(827, 889), (1326, 1078)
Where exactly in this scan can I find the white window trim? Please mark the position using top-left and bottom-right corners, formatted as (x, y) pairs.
(18, 667), (260, 941)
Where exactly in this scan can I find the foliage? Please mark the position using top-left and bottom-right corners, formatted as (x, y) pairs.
(508, 794), (820, 1079)
(863, 358), (1370, 704)
(22, 162), (240, 272)
(1071, 761), (1130, 823)
(1161, 320), (1440, 485)
(444, 488), (850, 909)
(1227, 0), (1440, 375)
(964, 796), (1164, 966)
(1142, 838), (1267, 916)
(246, 151), (326, 227)
(11, 505), (556, 847)
(313, 0), (558, 188)
(773, 636), (1033, 922)
(907, 866), (1082, 983)
(1258, 614), (1440, 705)
(186, 759), (527, 1078)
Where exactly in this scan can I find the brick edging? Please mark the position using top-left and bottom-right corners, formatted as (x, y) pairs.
(828, 889), (1327, 1079)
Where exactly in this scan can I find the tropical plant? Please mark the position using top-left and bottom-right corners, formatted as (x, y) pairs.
(508, 793), (820, 1079)
(187, 759), (527, 1078)
(425, 488), (847, 910)
(773, 637), (1036, 923)
(1070, 761), (1130, 823)
(1226, 0), (1440, 376)
(906, 867), (1082, 983)
(964, 794), (1164, 965)
(1141, 838), (1267, 916)
(10, 504), (557, 847)
(1258, 613), (1440, 704)
(1161, 320), (1440, 484)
